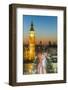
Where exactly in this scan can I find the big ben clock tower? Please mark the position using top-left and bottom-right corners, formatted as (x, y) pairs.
(29, 22), (35, 61)
(23, 22), (36, 74)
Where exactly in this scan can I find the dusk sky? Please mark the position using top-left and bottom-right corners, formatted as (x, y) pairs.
(23, 15), (57, 45)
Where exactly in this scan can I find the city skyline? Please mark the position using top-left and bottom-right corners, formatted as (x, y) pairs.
(23, 15), (57, 45)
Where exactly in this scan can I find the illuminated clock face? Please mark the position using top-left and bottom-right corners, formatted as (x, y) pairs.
(30, 33), (34, 37)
